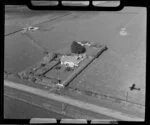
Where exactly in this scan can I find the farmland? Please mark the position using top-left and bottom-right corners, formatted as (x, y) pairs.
(4, 5), (146, 120)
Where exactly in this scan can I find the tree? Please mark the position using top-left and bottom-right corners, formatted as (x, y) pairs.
(70, 41), (86, 54)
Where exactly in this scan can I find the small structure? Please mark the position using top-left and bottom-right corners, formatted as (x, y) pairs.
(22, 26), (39, 33)
(77, 41), (91, 47)
(60, 53), (86, 68)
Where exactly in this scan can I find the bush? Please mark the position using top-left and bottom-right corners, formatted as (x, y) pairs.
(70, 41), (86, 54)
(65, 67), (73, 72)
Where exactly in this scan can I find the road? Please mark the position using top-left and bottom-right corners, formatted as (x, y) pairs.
(4, 95), (70, 119)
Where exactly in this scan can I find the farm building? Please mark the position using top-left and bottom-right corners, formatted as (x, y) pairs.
(60, 53), (86, 68)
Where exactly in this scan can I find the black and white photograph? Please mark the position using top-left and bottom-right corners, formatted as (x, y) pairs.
(3, 0), (147, 123)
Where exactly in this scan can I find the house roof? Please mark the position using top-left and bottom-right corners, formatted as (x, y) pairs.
(77, 41), (91, 46)
(61, 55), (80, 65)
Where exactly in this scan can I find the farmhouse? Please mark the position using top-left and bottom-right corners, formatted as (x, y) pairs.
(60, 53), (86, 68)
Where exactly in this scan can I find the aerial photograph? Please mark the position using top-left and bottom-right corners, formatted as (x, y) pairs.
(4, 0), (146, 122)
